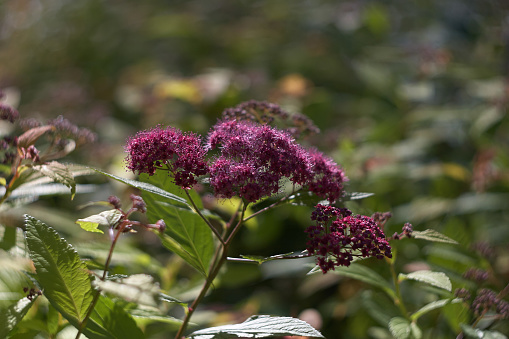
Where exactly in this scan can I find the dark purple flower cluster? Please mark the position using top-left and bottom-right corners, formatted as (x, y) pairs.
(463, 268), (489, 283)
(0, 103), (19, 123)
(207, 119), (311, 202)
(472, 288), (509, 319)
(305, 204), (392, 273)
(1, 136), (18, 165)
(307, 149), (347, 203)
(391, 222), (414, 240)
(47, 115), (96, 145)
(125, 126), (208, 188)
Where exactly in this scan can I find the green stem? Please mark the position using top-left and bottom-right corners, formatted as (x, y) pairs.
(75, 221), (125, 339)
(389, 258), (409, 319)
(174, 203), (248, 339)
(0, 157), (23, 205)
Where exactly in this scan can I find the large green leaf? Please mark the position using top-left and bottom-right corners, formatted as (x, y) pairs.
(188, 315), (324, 338)
(83, 295), (145, 339)
(24, 215), (144, 338)
(0, 296), (37, 337)
(145, 195), (214, 276)
(24, 215), (94, 324)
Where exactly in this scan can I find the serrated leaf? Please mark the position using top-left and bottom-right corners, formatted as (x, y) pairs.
(76, 209), (123, 234)
(410, 298), (462, 321)
(24, 215), (143, 338)
(24, 215), (94, 323)
(160, 292), (186, 306)
(188, 315), (324, 338)
(0, 297), (37, 337)
(399, 270), (451, 291)
(93, 169), (189, 206)
(412, 229), (458, 244)
(310, 263), (396, 299)
(32, 161), (76, 199)
(84, 295), (145, 339)
(143, 193), (214, 276)
(389, 317), (411, 339)
(460, 324), (508, 339)
(92, 274), (161, 308)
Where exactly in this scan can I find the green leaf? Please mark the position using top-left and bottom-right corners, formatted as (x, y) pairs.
(399, 270), (452, 292)
(32, 161), (76, 199)
(344, 192), (375, 200)
(410, 298), (462, 321)
(460, 324), (508, 339)
(93, 169), (189, 206)
(128, 308), (183, 326)
(76, 209), (123, 234)
(24, 215), (94, 323)
(310, 263), (396, 299)
(84, 295), (145, 339)
(188, 315), (324, 338)
(92, 274), (161, 308)
(24, 215), (143, 338)
(412, 229), (458, 244)
(235, 251), (308, 264)
(0, 297), (37, 337)
(146, 197), (214, 276)
(388, 317), (411, 339)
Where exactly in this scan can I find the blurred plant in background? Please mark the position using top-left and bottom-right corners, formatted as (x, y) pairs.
(1, 0), (509, 338)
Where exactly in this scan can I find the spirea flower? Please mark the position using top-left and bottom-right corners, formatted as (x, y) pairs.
(463, 268), (489, 283)
(206, 119), (312, 202)
(471, 289), (509, 318)
(306, 149), (347, 204)
(125, 125), (208, 188)
(306, 204), (392, 273)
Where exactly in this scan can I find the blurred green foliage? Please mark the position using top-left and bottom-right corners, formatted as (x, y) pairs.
(1, 0), (509, 337)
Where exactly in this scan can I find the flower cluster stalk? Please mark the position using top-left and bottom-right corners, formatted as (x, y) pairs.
(174, 202), (248, 339)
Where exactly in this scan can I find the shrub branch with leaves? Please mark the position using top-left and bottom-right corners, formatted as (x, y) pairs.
(1, 100), (508, 338)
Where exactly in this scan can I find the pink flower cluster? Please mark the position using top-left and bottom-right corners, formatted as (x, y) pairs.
(305, 204), (392, 273)
(124, 105), (347, 202)
(206, 120), (311, 202)
(125, 126), (207, 188)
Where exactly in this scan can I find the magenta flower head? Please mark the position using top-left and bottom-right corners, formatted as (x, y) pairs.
(307, 149), (347, 204)
(125, 125), (208, 188)
(306, 204), (392, 273)
(206, 119), (311, 202)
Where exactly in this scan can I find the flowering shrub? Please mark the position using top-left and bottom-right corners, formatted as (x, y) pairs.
(1, 100), (508, 339)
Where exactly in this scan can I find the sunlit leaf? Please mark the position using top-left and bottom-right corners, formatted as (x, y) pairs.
(76, 209), (123, 234)
(0, 296), (37, 337)
(32, 161), (76, 199)
(411, 298), (462, 321)
(24, 215), (94, 323)
(399, 270), (451, 292)
(93, 169), (189, 206)
(188, 315), (324, 338)
(388, 317), (411, 339)
(93, 274), (161, 308)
